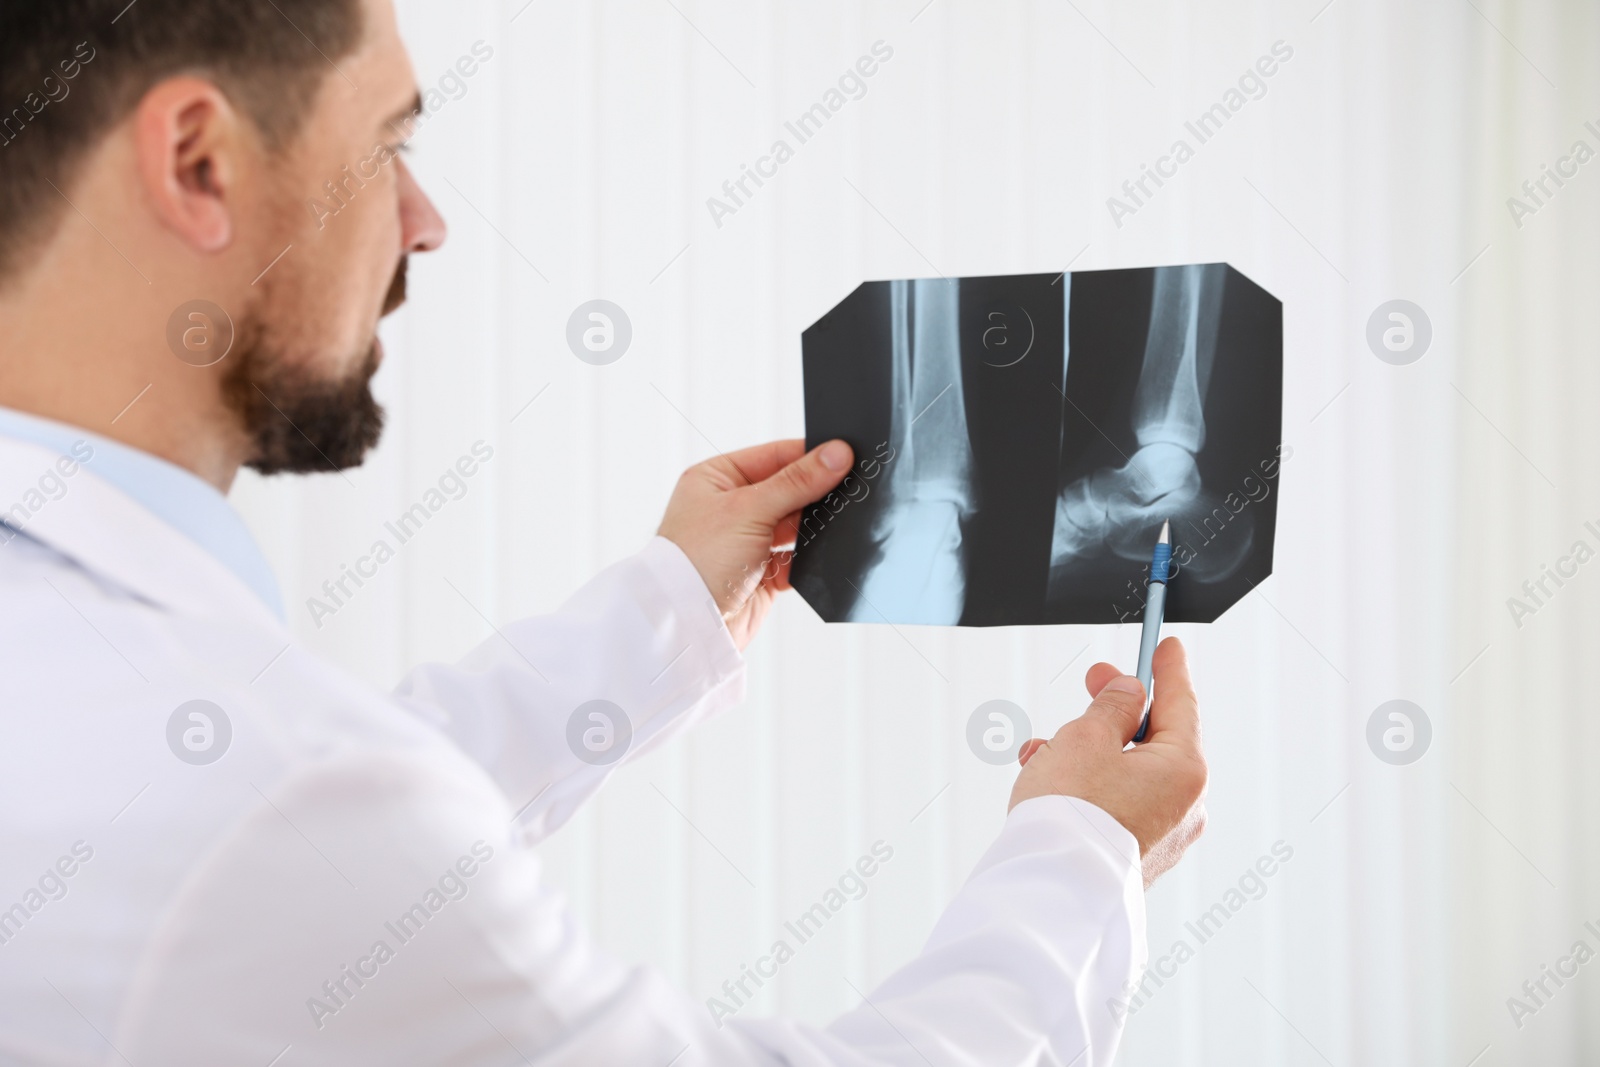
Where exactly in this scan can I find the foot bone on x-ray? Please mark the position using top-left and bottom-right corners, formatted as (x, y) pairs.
(1050, 264), (1252, 583)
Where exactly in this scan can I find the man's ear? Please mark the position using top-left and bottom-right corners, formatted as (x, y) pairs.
(133, 77), (248, 254)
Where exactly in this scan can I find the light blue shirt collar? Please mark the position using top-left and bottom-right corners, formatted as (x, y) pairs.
(0, 406), (286, 620)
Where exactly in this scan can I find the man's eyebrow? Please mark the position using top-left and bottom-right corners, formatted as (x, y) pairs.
(384, 91), (424, 136)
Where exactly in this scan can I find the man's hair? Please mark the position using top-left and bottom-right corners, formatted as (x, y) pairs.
(0, 0), (364, 279)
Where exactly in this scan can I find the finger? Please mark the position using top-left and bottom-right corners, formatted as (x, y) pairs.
(1076, 675), (1146, 745)
(761, 548), (795, 592)
(1018, 738), (1046, 766)
(742, 440), (853, 524)
(712, 439), (807, 488)
(772, 509), (802, 550)
(1142, 636), (1200, 746)
(1083, 661), (1121, 698)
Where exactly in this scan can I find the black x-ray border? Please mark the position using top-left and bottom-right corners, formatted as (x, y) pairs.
(791, 264), (1282, 627)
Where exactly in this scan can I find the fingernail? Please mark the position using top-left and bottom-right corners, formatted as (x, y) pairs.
(818, 440), (850, 471)
(1099, 676), (1143, 697)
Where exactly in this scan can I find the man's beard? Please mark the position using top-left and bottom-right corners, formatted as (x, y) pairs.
(222, 259), (407, 475)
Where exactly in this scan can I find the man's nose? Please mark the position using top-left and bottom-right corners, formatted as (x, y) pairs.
(396, 157), (447, 254)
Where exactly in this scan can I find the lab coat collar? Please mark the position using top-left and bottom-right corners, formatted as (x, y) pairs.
(0, 404), (285, 617)
(0, 437), (286, 631)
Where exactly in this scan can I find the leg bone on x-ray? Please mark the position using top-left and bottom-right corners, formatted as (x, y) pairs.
(847, 278), (976, 625)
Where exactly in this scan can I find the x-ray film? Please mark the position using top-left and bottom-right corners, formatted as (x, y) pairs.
(790, 264), (1282, 626)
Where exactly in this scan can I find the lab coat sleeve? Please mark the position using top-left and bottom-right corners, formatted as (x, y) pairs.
(789, 794), (1148, 1066)
(115, 752), (1145, 1067)
(392, 535), (745, 840)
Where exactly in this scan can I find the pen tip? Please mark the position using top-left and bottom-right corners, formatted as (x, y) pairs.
(1158, 519), (1170, 544)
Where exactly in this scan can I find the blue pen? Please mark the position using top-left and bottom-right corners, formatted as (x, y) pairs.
(1131, 519), (1171, 744)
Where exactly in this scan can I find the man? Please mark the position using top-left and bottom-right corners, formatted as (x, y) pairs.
(0, 0), (1207, 1063)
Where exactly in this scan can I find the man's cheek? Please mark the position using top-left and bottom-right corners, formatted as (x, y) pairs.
(289, 163), (406, 340)
(290, 258), (371, 367)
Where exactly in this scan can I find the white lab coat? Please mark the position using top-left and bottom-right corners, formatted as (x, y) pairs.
(0, 435), (1146, 1066)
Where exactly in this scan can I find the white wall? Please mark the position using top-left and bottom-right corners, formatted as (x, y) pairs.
(232, 0), (1600, 1061)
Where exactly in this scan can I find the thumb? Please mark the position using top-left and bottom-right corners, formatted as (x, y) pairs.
(745, 440), (853, 524)
(1079, 675), (1146, 744)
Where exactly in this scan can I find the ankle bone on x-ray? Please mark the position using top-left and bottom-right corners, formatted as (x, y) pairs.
(847, 278), (975, 624)
(1051, 264), (1227, 569)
